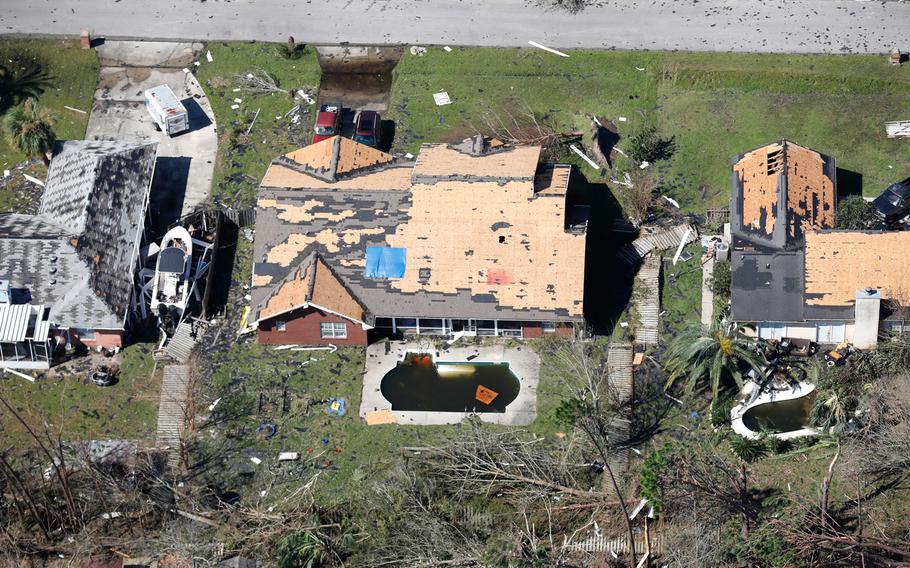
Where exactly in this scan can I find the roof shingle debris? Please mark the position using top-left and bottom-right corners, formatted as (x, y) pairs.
(251, 136), (586, 325)
(0, 140), (157, 329)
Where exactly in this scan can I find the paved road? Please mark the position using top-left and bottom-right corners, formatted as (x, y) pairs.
(2, 0), (909, 53)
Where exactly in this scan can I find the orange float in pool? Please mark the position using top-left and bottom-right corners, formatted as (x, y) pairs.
(475, 385), (499, 405)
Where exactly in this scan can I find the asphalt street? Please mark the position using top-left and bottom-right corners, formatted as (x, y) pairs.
(2, 0), (909, 53)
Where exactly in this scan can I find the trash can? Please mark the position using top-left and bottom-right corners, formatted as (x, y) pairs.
(715, 241), (730, 261)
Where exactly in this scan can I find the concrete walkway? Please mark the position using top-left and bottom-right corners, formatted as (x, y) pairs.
(360, 341), (540, 426)
(86, 41), (217, 222)
(701, 256), (715, 327)
(6, 1), (910, 54)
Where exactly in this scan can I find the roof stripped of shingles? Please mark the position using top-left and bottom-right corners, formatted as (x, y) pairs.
(804, 231), (910, 307)
(261, 163), (413, 190)
(252, 138), (585, 322)
(732, 140), (835, 247)
(260, 253), (368, 323)
(412, 144), (541, 183)
(277, 136), (394, 182)
(386, 179), (585, 316)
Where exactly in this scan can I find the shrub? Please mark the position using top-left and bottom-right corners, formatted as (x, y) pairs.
(710, 261), (731, 298)
(628, 124), (677, 164)
(835, 195), (879, 230)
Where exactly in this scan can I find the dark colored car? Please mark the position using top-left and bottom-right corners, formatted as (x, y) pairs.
(872, 177), (910, 224)
(353, 110), (380, 147)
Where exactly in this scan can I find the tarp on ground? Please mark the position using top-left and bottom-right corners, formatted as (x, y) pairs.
(364, 246), (407, 279)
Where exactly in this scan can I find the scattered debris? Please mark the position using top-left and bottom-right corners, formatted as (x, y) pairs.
(404, 152), (414, 159)
(886, 121), (910, 138)
(100, 512), (122, 520)
(231, 104), (239, 110)
(193, 61), (200, 67)
(2, 368), (35, 382)
(22, 174), (45, 187)
(297, 89), (315, 104)
(325, 398), (347, 417)
(182, 67), (190, 74)
(249, 457), (262, 465)
(619, 321), (629, 328)
(433, 91), (452, 106)
(635, 66), (645, 71)
(2, 170), (8, 178)
(257, 422), (277, 439)
(672, 227), (692, 266)
(63, 105), (87, 114)
(236, 69), (287, 94)
(245, 108), (261, 135)
(662, 195), (680, 209)
(90, 366), (118, 387)
(628, 497), (649, 520)
(528, 40), (569, 58)
(233, 98), (242, 104)
(618, 116), (627, 122)
(639, 160), (650, 169)
(569, 144), (599, 170)
(278, 452), (299, 461)
(205, 50), (213, 63)
(410, 46), (427, 56)
(208, 398), (221, 411)
(443, 46), (453, 52)
(614, 146), (627, 156)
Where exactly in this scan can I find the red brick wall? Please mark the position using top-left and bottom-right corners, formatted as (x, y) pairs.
(258, 306), (368, 346)
(521, 323), (575, 339)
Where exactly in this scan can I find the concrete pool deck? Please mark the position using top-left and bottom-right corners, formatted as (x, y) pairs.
(360, 340), (540, 426)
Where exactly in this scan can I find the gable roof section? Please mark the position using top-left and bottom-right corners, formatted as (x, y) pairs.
(731, 140), (835, 250)
(275, 136), (394, 182)
(804, 231), (910, 308)
(261, 162), (413, 191)
(0, 140), (157, 329)
(257, 252), (369, 325)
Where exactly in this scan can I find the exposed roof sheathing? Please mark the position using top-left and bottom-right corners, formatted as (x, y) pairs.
(252, 141), (586, 323)
(261, 163), (412, 191)
(386, 180), (585, 315)
(280, 136), (394, 182)
(732, 140), (835, 249)
(804, 231), (910, 307)
(258, 253), (367, 324)
(412, 144), (541, 182)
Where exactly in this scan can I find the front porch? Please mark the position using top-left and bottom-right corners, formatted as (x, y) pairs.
(0, 303), (54, 370)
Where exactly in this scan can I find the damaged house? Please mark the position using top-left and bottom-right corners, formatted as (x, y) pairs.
(0, 141), (157, 368)
(730, 140), (910, 348)
(249, 135), (588, 345)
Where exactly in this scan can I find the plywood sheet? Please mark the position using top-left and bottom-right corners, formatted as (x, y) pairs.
(413, 144), (541, 181)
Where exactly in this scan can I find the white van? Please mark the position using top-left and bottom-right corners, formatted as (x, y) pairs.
(144, 85), (189, 136)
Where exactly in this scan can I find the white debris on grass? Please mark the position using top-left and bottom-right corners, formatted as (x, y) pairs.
(246, 73), (254, 79)
(2, 170), (8, 178)
(278, 452), (300, 461)
(206, 50), (213, 62)
(662, 195), (680, 209)
(249, 457), (262, 465)
(232, 87), (241, 92)
(528, 40), (569, 58)
(405, 152), (414, 159)
(182, 68), (190, 74)
(443, 46), (453, 52)
(234, 98), (242, 103)
(23, 174), (45, 187)
(410, 46), (427, 56)
(297, 89), (315, 104)
(63, 105), (87, 114)
(614, 146), (627, 156)
(619, 321), (629, 328)
(635, 66), (645, 71)
(433, 91), (452, 106)
(672, 227), (692, 266)
(193, 61), (200, 67)
(208, 398), (221, 411)
(231, 104), (239, 110)
(639, 161), (650, 169)
(618, 116), (627, 122)
(569, 144), (599, 170)
(628, 498), (649, 520)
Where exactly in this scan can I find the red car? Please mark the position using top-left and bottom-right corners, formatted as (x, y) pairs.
(312, 102), (342, 144)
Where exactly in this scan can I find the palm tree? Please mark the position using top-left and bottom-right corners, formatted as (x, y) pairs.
(4, 98), (55, 165)
(728, 434), (768, 538)
(665, 322), (766, 402)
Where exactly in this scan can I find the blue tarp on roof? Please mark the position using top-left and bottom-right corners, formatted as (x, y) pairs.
(364, 246), (407, 279)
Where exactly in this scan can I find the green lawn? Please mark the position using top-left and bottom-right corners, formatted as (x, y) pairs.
(660, 244), (704, 336)
(194, 42), (322, 209)
(388, 48), (910, 211)
(0, 342), (161, 448)
(192, 338), (577, 505)
(0, 39), (98, 212)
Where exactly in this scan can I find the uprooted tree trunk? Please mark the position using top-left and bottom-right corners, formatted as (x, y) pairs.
(820, 442), (841, 532)
(476, 100), (581, 158)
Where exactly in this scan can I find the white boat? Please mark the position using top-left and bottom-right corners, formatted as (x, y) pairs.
(150, 226), (193, 322)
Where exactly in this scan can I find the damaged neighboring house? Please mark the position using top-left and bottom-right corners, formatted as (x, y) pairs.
(730, 140), (910, 348)
(0, 141), (157, 368)
(249, 134), (588, 345)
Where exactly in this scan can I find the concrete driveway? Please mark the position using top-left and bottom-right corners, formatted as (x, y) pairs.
(86, 41), (217, 225)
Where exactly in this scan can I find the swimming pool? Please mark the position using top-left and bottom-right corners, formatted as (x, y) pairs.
(731, 382), (817, 440)
(380, 352), (521, 412)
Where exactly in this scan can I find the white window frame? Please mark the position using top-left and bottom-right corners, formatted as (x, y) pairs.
(542, 322), (557, 333)
(275, 320), (287, 332)
(320, 322), (347, 339)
